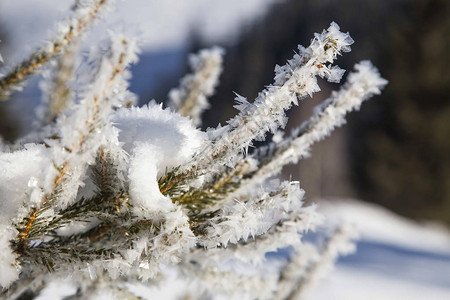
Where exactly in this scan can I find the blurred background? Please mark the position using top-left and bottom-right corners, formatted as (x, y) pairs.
(1, 0), (449, 225)
(1, 0), (449, 298)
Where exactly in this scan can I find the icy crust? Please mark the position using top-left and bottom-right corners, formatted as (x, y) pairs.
(0, 144), (52, 287)
(0, 227), (19, 288)
(0, 144), (52, 223)
(112, 103), (207, 212)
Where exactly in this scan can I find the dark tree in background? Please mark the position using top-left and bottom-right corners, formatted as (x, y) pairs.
(358, 0), (450, 224)
(0, 26), (19, 142)
(198, 0), (450, 225)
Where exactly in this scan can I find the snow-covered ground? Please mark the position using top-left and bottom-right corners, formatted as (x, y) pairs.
(311, 265), (450, 300)
(310, 199), (450, 300)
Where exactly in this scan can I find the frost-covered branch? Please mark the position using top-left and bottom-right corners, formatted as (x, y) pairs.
(169, 47), (224, 126)
(198, 181), (306, 248)
(183, 264), (279, 300)
(0, 11), (385, 298)
(278, 224), (358, 300)
(0, 0), (111, 100)
(160, 22), (353, 200)
(14, 33), (138, 254)
(183, 181), (322, 274)
(37, 42), (78, 124)
(191, 206), (322, 267)
(274, 243), (320, 300)
(223, 61), (387, 203)
(191, 22), (353, 174)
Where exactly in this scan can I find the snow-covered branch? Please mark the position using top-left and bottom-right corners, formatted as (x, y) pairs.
(189, 22), (353, 177)
(0, 0), (112, 100)
(279, 224), (358, 300)
(37, 42), (79, 124)
(10, 33), (139, 268)
(0, 8), (383, 298)
(224, 61), (387, 203)
(169, 47), (224, 126)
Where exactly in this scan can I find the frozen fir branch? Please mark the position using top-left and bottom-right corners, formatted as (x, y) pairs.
(0, 0), (111, 100)
(219, 61), (388, 206)
(37, 42), (78, 124)
(190, 22), (353, 174)
(274, 243), (320, 300)
(182, 264), (279, 300)
(91, 145), (129, 197)
(171, 60), (386, 215)
(13, 33), (139, 263)
(255, 60), (387, 173)
(197, 181), (307, 248)
(278, 224), (358, 300)
(158, 22), (353, 201)
(162, 159), (252, 217)
(169, 47), (224, 126)
(0, 8), (386, 298)
(190, 203), (322, 267)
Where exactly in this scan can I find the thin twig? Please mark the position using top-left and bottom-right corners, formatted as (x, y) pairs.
(0, 0), (109, 100)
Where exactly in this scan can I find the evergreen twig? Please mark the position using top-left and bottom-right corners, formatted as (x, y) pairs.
(0, 0), (110, 100)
